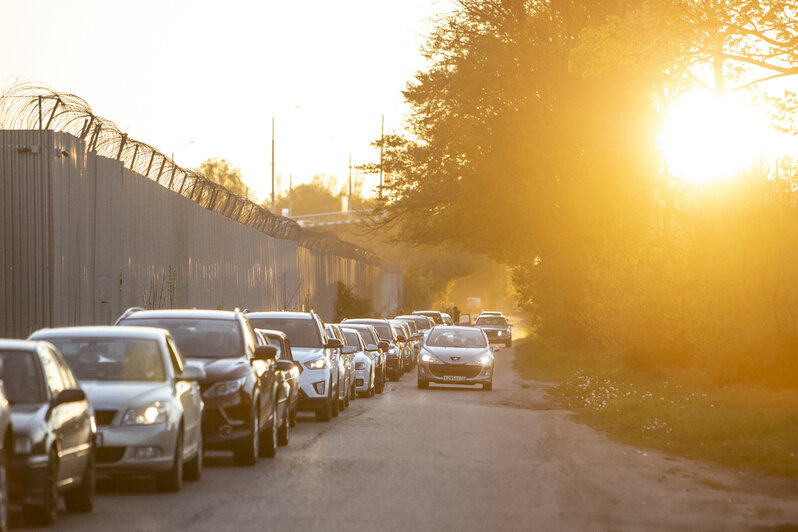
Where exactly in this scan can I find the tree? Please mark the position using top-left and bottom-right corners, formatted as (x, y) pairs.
(195, 158), (251, 198)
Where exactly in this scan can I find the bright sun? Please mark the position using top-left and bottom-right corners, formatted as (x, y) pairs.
(658, 92), (768, 184)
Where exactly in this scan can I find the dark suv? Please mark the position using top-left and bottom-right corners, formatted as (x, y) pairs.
(116, 308), (284, 465)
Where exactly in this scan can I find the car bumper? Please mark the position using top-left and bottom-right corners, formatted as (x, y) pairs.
(10, 454), (50, 507)
(354, 367), (371, 393)
(417, 363), (493, 385)
(297, 368), (331, 409)
(95, 423), (178, 474)
(202, 393), (255, 450)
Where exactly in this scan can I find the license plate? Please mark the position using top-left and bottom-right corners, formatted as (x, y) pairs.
(443, 375), (466, 382)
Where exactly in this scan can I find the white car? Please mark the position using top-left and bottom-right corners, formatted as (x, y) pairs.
(29, 326), (205, 492)
(341, 328), (375, 397)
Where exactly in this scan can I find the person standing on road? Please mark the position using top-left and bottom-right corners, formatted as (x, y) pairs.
(452, 305), (461, 324)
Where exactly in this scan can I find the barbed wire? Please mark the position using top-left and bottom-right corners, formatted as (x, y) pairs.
(0, 80), (400, 272)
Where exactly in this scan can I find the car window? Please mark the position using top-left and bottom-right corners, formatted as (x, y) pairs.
(52, 348), (79, 388)
(121, 317), (243, 359)
(166, 338), (185, 374)
(475, 316), (508, 326)
(247, 318), (323, 348)
(0, 350), (45, 404)
(38, 347), (66, 395)
(265, 335), (286, 360)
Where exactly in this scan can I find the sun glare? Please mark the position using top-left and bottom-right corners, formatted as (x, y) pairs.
(659, 92), (768, 184)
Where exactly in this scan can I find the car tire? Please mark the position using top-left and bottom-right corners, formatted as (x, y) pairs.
(375, 371), (385, 393)
(342, 387), (350, 409)
(417, 377), (429, 389)
(183, 435), (202, 482)
(350, 381), (356, 400)
(316, 395), (332, 422)
(289, 404), (297, 428)
(389, 371), (400, 382)
(23, 447), (58, 526)
(233, 407), (259, 466)
(64, 445), (94, 512)
(483, 380), (493, 391)
(0, 447), (7, 532)
(331, 383), (340, 418)
(260, 403), (279, 457)
(156, 427), (183, 492)
(277, 406), (289, 447)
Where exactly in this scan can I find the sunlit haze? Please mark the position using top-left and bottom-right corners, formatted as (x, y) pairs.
(658, 91), (778, 184)
(0, 0), (450, 202)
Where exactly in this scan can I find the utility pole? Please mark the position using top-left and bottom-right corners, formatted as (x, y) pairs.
(348, 153), (353, 221)
(379, 114), (384, 201)
(271, 117), (275, 212)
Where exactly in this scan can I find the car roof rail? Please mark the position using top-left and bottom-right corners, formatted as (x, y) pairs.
(115, 307), (145, 324)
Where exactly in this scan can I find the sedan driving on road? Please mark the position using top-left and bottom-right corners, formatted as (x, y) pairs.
(417, 326), (495, 391)
(29, 326), (205, 492)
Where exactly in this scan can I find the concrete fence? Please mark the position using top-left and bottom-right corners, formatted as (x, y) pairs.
(1, 130), (401, 338)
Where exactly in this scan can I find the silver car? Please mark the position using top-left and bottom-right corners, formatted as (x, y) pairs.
(417, 326), (496, 390)
(341, 328), (375, 397)
(29, 326), (205, 492)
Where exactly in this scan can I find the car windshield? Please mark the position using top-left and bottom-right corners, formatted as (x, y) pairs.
(44, 337), (166, 382)
(123, 318), (242, 359)
(475, 316), (508, 326)
(398, 316), (431, 330)
(346, 321), (392, 341)
(427, 329), (487, 348)
(248, 318), (322, 348)
(350, 326), (377, 345)
(0, 350), (44, 404)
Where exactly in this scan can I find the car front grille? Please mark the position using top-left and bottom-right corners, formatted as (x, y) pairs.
(96, 447), (126, 464)
(429, 364), (482, 378)
(94, 409), (117, 426)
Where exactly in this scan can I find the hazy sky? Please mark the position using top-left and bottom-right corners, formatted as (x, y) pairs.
(0, 0), (451, 202)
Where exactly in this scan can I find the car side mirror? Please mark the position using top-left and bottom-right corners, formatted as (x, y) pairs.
(378, 341), (390, 351)
(178, 365), (206, 381)
(53, 388), (86, 407)
(366, 343), (378, 352)
(254, 345), (278, 361)
(491, 345), (499, 353)
(396, 334), (407, 342)
(275, 360), (295, 372)
(325, 338), (344, 350)
(342, 346), (357, 355)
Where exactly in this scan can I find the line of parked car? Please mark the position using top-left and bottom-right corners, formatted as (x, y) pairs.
(0, 307), (509, 529)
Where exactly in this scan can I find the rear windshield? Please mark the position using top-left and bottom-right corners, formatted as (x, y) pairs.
(0, 350), (44, 404)
(342, 330), (362, 348)
(121, 317), (242, 359)
(43, 337), (166, 382)
(475, 316), (508, 326)
(248, 318), (322, 348)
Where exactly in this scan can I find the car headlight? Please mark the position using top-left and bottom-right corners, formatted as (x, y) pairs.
(304, 357), (327, 370)
(122, 401), (169, 425)
(420, 353), (437, 364)
(387, 347), (399, 357)
(202, 376), (247, 399)
(355, 362), (366, 370)
(478, 355), (492, 366)
(497, 331), (504, 336)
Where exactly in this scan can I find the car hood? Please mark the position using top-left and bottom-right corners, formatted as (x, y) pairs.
(186, 357), (251, 383)
(80, 381), (172, 409)
(291, 347), (326, 364)
(422, 346), (489, 363)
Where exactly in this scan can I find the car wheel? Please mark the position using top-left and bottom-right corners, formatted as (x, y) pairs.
(417, 377), (429, 389)
(375, 371), (385, 394)
(350, 381), (356, 400)
(260, 403), (279, 457)
(156, 427), (183, 492)
(24, 447), (58, 525)
(183, 434), (202, 482)
(342, 386), (350, 409)
(289, 403), (297, 428)
(389, 370), (400, 382)
(483, 380), (493, 391)
(315, 394), (332, 422)
(233, 407), (259, 465)
(331, 383), (340, 418)
(64, 445), (94, 512)
(277, 405), (289, 447)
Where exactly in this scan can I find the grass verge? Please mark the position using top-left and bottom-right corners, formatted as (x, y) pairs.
(514, 337), (798, 476)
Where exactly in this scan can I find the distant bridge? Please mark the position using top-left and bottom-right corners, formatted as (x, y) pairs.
(292, 210), (373, 227)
